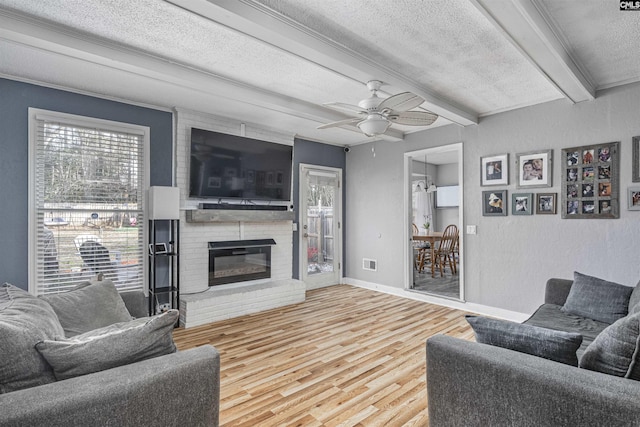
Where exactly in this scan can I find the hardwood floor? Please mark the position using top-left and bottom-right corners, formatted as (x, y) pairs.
(173, 284), (474, 427)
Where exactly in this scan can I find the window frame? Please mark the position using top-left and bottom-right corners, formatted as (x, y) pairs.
(28, 108), (150, 295)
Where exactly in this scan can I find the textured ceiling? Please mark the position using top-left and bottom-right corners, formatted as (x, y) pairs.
(0, 0), (638, 146)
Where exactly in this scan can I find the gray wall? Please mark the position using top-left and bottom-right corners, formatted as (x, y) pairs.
(346, 82), (640, 315)
(292, 138), (346, 279)
(435, 163), (459, 231)
(0, 78), (173, 290)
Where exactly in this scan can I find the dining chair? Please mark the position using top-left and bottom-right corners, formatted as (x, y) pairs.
(413, 223), (430, 272)
(451, 233), (460, 275)
(432, 224), (458, 277)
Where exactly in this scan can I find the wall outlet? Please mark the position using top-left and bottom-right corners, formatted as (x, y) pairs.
(466, 225), (477, 235)
(363, 258), (378, 271)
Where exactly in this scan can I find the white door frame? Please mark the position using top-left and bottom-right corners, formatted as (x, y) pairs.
(299, 163), (343, 289)
(403, 143), (464, 301)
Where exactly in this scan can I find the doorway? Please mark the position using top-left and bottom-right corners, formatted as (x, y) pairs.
(299, 164), (342, 289)
(404, 143), (464, 300)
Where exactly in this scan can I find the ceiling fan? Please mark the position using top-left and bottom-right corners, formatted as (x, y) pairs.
(318, 80), (438, 137)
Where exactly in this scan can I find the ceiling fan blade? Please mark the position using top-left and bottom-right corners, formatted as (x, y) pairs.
(377, 92), (424, 113)
(317, 118), (361, 130)
(387, 111), (438, 126)
(322, 102), (368, 116)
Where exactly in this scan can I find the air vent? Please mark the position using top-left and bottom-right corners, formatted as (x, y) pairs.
(363, 258), (377, 271)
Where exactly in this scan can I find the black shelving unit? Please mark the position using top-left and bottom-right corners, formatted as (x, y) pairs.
(148, 219), (179, 317)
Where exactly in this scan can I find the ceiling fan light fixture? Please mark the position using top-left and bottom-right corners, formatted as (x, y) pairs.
(357, 115), (390, 137)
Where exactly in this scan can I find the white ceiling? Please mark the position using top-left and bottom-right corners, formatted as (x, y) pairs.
(0, 0), (638, 146)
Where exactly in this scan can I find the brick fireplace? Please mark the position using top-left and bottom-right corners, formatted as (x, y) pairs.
(175, 108), (305, 328)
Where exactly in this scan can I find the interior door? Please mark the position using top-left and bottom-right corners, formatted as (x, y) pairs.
(299, 164), (342, 289)
(404, 143), (464, 301)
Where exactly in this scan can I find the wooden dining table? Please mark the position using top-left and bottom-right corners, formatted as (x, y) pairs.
(413, 232), (443, 277)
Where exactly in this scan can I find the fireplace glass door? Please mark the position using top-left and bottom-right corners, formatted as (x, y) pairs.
(209, 240), (273, 286)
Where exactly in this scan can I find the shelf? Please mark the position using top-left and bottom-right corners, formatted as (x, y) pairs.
(149, 218), (179, 317)
(150, 286), (178, 295)
(186, 209), (294, 223)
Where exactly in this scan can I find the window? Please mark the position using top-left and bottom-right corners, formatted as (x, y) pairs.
(29, 109), (149, 295)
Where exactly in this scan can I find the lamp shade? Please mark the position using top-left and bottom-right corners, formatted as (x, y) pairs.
(357, 115), (390, 137)
(148, 186), (180, 219)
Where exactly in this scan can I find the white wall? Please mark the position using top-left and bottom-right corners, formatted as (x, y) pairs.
(345, 83), (640, 316)
(435, 163), (459, 231)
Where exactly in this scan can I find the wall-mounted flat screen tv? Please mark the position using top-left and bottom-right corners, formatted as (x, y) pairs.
(189, 128), (293, 202)
(435, 185), (459, 208)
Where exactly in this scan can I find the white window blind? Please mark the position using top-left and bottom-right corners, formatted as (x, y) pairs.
(30, 109), (148, 295)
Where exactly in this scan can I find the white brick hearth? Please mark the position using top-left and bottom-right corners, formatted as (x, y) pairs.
(175, 108), (304, 327)
(179, 279), (305, 328)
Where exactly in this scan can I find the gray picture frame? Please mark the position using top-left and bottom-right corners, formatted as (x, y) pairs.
(633, 136), (640, 182)
(536, 193), (557, 215)
(480, 153), (509, 186)
(516, 149), (553, 189)
(482, 190), (507, 216)
(628, 187), (640, 211)
(561, 141), (619, 219)
(511, 192), (533, 215)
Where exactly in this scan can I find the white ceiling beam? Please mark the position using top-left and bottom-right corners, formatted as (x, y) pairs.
(0, 9), (397, 137)
(472, 0), (595, 104)
(166, 0), (478, 126)
(0, 9), (405, 142)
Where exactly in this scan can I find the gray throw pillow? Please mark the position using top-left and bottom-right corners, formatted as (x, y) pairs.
(36, 310), (178, 381)
(561, 272), (632, 324)
(40, 279), (132, 337)
(0, 283), (65, 393)
(580, 312), (640, 379)
(466, 315), (583, 366)
(629, 280), (640, 315)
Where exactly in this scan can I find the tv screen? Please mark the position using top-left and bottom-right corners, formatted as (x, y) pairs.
(436, 185), (459, 208)
(189, 128), (293, 201)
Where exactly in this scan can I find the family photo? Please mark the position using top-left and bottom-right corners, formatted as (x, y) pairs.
(517, 150), (552, 188)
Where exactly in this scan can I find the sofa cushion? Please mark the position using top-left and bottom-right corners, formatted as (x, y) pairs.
(524, 303), (610, 357)
(561, 272), (632, 324)
(0, 283), (64, 393)
(579, 311), (640, 379)
(466, 315), (583, 366)
(36, 310), (178, 380)
(40, 279), (132, 337)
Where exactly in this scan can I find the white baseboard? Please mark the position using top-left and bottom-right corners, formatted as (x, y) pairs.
(343, 277), (530, 323)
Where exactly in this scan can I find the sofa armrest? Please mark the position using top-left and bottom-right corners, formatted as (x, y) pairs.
(544, 278), (573, 305)
(426, 335), (640, 426)
(0, 345), (220, 427)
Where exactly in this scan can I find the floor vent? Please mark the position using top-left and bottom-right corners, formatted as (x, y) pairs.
(362, 258), (377, 271)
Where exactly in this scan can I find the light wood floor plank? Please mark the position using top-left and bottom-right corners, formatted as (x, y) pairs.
(173, 284), (473, 426)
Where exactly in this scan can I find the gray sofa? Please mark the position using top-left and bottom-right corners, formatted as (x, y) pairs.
(0, 287), (220, 427)
(427, 277), (640, 426)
